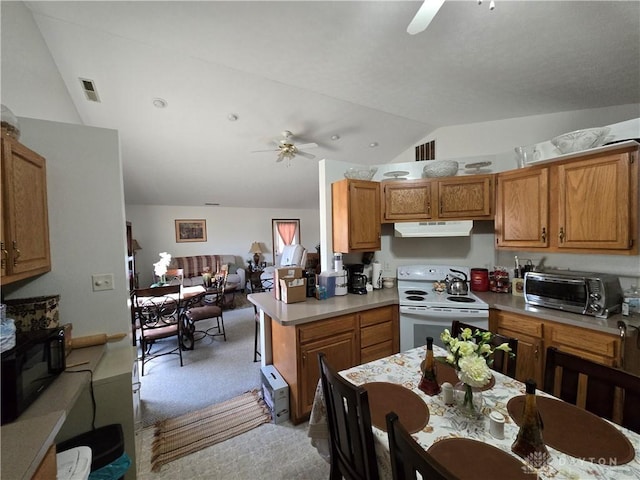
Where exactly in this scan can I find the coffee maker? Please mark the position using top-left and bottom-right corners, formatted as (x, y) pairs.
(345, 264), (367, 295)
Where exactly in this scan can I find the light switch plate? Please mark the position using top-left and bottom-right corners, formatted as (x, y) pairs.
(92, 273), (114, 291)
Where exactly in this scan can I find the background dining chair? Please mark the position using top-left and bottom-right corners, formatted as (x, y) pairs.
(165, 268), (184, 286)
(451, 320), (518, 378)
(131, 285), (183, 376)
(543, 346), (640, 433)
(186, 269), (228, 343)
(318, 352), (379, 480)
(385, 412), (456, 480)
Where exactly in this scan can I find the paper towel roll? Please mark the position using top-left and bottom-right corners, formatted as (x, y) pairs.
(372, 263), (382, 289)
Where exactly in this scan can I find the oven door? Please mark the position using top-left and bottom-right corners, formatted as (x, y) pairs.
(399, 305), (489, 352)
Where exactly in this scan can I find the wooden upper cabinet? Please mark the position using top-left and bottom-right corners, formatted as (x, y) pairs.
(332, 179), (381, 253)
(1, 136), (51, 285)
(557, 153), (632, 251)
(381, 180), (431, 222)
(495, 146), (638, 255)
(436, 174), (494, 219)
(495, 167), (549, 248)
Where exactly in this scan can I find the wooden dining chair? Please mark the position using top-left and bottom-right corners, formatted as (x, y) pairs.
(131, 285), (183, 376)
(165, 268), (184, 286)
(543, 347), (640, 433)
(451, 320), (518, 378)
(318, 352), (379, 480)
(385, 412), (456, 480)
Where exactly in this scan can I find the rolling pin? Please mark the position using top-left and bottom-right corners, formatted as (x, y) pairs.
(70, 332), (127, 349)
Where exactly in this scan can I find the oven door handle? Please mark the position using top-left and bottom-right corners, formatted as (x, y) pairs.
(400, 305), (430, 314)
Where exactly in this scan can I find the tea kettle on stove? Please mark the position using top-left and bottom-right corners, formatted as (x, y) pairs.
(446, 269), (469, 295)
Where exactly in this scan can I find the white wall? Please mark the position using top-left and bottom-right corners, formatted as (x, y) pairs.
(3, 118), (132, 345)
(126, 205), (320, 287)
(0, 1), (81, 123)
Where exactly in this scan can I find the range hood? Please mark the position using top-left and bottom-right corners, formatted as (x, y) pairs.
(394, 221), (473, 238)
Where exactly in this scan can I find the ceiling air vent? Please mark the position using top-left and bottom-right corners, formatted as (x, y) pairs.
(79, 78), (100, 102)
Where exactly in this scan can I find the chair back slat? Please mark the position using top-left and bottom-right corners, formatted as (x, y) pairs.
(318, 352), (379, 480)
(544, 346), (640, 434)
(386, 412), (456, 480)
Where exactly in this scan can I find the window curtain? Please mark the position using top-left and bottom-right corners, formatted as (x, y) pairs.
(277, 221), (297, 247)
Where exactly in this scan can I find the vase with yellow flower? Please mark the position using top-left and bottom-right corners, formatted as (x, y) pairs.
(152, 252), (172, 286)
(440, 327), (511, 419)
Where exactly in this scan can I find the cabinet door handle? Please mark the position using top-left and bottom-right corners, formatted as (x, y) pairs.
(558, 227), (565, 243)
(12, 241), (20, 266)
(541, 227), (546, 242)
(534, 345), (539, 359)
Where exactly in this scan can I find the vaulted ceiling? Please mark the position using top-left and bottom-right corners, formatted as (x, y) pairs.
(24, 1), (640, 208)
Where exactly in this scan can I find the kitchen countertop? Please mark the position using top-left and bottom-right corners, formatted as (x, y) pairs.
(249, 287), (639, 336)
(0, 344), (106, 480)
(248, 288), (398, 326)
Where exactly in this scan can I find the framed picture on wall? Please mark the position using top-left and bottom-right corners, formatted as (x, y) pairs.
(175, 219), (207, 243)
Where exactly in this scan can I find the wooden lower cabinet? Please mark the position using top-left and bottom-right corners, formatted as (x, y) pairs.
(271, 305), (398, 424)
(31, 444), (56, 480)
(490, 309), (622, 386)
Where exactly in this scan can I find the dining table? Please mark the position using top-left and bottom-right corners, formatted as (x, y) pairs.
(307, 345), (640, 479)
(134, 285), (206, 350)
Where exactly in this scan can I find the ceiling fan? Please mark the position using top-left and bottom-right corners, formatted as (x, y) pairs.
(252, 130), (319, 164)
(407, 0), (495, 35)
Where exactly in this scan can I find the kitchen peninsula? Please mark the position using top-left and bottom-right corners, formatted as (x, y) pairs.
(250, 288), (640, 424)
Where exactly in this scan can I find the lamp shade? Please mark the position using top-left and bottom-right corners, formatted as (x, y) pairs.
(249, 242), (263, 254)
(132, 239), (142, 251)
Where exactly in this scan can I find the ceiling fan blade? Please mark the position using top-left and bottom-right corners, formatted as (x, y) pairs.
(296, 150), (316, 160)
(407, 0), (446, 35)
(251, 148), (279, 153)
(294, 142), (319, 150)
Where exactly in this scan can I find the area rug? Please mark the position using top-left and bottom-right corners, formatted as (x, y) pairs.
(151, 389), (271, 471)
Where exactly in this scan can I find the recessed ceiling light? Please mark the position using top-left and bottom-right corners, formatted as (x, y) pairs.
(227, 114), (238, 121)
(152, 98), (167, 108)
(331, 134), (340, 141)
(369, 142), (379, 148)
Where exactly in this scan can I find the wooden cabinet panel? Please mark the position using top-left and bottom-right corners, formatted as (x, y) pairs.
(495, 146), (638, 255)
(495, 311), (543, 338)
(1, 137), (51, 284)
(499, 327), (543, 385)
(360, 305), (394, 327)
(361, 340), (394, 364)
(382, 180), (431, 222)
(332, 179), (380, 253)
(361, 321), (393, 349)
(547, 322), (620, 366)
(298, 314), (356, 343)
(299, 331), (357, 418)
(496, 168), (549, 247)
(31, 444), (56, 480)
(557, 154), (631, 250)
(436, 175), (494, 219)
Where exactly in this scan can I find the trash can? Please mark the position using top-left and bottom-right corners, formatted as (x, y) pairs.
(57, 446), (92, 480)
(57, 424), (130, 480)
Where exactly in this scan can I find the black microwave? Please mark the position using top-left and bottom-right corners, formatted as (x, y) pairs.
(1, 327), (66, 425)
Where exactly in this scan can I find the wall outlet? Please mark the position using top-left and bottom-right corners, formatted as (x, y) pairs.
(92, 273), (114, 292)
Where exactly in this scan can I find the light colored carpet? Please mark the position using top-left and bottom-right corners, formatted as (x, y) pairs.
(137, 303), (330, 479)
(139, 305), (262, 427)
(151, 390), (271, 472)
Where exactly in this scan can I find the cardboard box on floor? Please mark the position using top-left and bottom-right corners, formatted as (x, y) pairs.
(280, 277), (307, 304)
(274, 267), (303, 300)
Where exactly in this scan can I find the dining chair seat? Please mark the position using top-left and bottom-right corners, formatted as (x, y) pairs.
(543, 346), (640, 434)
(186, 304), (226, 341)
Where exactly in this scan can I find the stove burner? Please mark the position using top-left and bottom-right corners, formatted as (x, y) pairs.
(447, 296), (476, 303)
(405, 290), (428, 296)
(406, 295), (426, 301)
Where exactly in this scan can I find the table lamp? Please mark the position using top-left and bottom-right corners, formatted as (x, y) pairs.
(249, 242), (263, 266)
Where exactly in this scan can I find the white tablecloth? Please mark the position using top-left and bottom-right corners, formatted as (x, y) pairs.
(308, 345), (640, 480)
